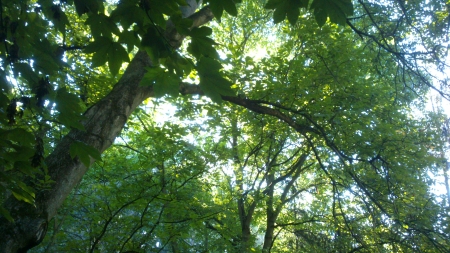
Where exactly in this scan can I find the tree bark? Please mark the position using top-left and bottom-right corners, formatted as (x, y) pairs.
(262, 172), (276, 253)
(262, 154), (308, 252)
(0, 50), (154, 253)
(0, 6), (214, 253)
(230, 117), (259, 252)
(0, 4), (319, 252)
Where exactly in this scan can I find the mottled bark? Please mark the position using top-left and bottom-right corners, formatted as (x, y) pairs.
(262, 172), (276, 253)
(0, 4), (319, 251)
(0, 6), (214, 253)
(0, 50), (153, 253)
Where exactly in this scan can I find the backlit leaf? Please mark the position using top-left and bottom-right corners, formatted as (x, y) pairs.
(55, 88), (85, 130)
(108, 43), (129, 76)
(140, 67), (180, 97)
(197, 57), (234, 103)
(70, 141), (102, 167)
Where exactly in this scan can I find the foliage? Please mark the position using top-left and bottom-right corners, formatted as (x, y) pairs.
(36, 115), (213, 252)
(0, 0), (449, 252)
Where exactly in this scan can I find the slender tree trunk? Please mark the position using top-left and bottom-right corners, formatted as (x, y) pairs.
(231, 116), (254, 252)
(237, 197), (256, 252)
(443, 161), (450, 206)
(262, 172), (276, 253)
(262, 153), (308, 252)
(443, 157), (450, 206)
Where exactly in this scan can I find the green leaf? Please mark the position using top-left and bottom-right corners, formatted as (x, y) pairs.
(14, 63), (40, 85)
(74, 0), (100, 15)
(110, 2), (146, 30)
(0, 128), (35, 144)
(49, 5), (69, 33)
(265, 0), (291, 24)
(0, 93), (8, 119)
(291, 0), (309, 8)
(4, 146), (35, 162)
(0, 206), (14, 222)
(55, 88), (85, 130)
(91, 47), (109, 68)
(188, 27), (219, 58)
(15, 161), (36, 178)
(118, 31), (140, 52)
(209, 1), (225, 21)
(141, 26), (168, 63)
(310, 0), (353, 26)
(190, 26), (213, 37)
(170, 13), (194, 36)
(108, 43), (129, 76)
(152, 0), (180, 16)
(223, 0), (238, 16)
(69, 141), (102, 167)
(140, 67), (180, 97)
(140, 67), (162, 85)
(266, 0), (322, 25)
(272, 2), (288, 24)
(313, 6), (327, 27)
(85, 37), (128, 75)
(164, 53), (193, 76)
(84, 36), (113, 53)
(154, 74), (180, 97)
(11, 190), (35, 205)
(9, 181), (35, 205)
(86, 13), (121, 39)
(85, 36), (113, 68)
(197, 57), (234, 103)
(286, 6), (300, 25)
(208, 0), (238, 19)
(264, 0), (284, 9)
(17, 181), (36, 199)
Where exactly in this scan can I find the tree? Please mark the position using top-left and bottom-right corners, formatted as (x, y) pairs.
(0, 0), (449, 252)
(32, 116), (212, 252)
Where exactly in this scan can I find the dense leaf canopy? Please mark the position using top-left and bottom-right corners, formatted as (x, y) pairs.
(0, 0), (449, 252)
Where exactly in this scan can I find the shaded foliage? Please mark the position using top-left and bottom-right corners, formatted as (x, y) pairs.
(0, 0), (449, 252)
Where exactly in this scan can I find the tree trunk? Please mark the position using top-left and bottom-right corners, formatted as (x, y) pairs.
(0, 50), (153, 253)
(230, 117), (258, 252)
(0, 4), (318, 251)
(262, 210), (277, 253)
(0, 5), (215, 252)
(262, 173), (276, 253)
(262, 154), (308, 252)
(444, 159), (450, 207)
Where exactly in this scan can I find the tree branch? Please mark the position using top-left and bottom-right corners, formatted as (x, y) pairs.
(0, 4), (215, 252)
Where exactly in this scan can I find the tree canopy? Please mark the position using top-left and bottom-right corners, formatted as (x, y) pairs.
(0, 0), (449, 252)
